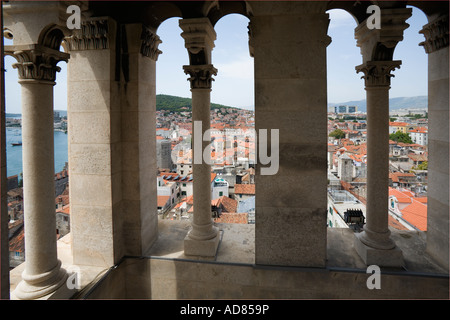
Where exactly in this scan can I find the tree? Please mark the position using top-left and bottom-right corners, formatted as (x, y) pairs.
(389, 130), (413, 144)
(18, 172), (23, 188)
(329, 129), (346, 139)
(416, 161), (428, 170)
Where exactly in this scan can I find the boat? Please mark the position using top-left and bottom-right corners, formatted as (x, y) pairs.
(11, 142), (22, 146)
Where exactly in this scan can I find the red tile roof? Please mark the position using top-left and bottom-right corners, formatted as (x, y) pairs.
(214, 196), (238, 213)
(157, 195), (170, 207)
(234, 184), (255, 195)
(214, 212), (248, 224)
(56, 204), (71, 215)
(408, 153), (428, 162)
(388, 215), (409, 231)
(185, 195), (194, 205)
(389, 172), (416, 183)
(409, 127), (428, 133)
(389, 187), (427, 231)
(389, 122), (409, 127)
(414, 197), (428, 204)
(9, 222), (25, 253)
(389, 188), (412, 203)
(401, 199), (427, 231)
(55, 194), (70, 205)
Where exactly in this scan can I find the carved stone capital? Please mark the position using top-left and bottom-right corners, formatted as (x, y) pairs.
(5, 44), (69, 83)
(355, 8), (412, 62)
(419, 15), (449, 54)
(183, 64), (218, 90)
(356, 61), (401, 87)
(179, 18), (216, 65)
(63, 18), (110, 51)
(140, 26), (162, 61)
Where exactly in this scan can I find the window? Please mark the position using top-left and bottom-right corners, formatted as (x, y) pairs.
(219, 191), (223, 197)
(183, 183), (186, 187)
(182, 191), (186, 196)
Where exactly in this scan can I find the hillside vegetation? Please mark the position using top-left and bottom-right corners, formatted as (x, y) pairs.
(156, 94), (237, 112)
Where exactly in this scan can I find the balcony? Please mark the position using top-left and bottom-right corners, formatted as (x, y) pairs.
(8, 219), (447, 299)
(2, 0), (448, 300)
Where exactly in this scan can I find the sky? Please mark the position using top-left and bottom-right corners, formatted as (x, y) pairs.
(3, 6), (428, 113)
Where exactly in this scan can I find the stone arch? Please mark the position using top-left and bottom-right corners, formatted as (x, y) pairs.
(205, 1), (252, 26)
(326, 1), (372, 26)
(407, 0), (449, 22)
(143, 1), (184, 31)
(38, 25), (67, 51)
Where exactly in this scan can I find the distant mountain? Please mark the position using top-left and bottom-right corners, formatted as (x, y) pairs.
(328, 96), (428, 112)
(156, 94), (238, 112)
(5, 113), (21, 118)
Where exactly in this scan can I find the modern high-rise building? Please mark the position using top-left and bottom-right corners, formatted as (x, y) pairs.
(335, 105), (358, 114)
(348, 105), (357, 113)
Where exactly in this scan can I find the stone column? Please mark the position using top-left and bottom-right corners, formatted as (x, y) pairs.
(120, 23), (161, 256)
(180, 18), (220, 257)
(65, 18), (162, 266)
(419, 15), (449, 270)
(354, 61), (404, 267)
(352, 8), (411, 268)
(5, 44), (70, 299)
(1, 4), (10, 298)
(64, 17), (124, 267)
(251, 4), (330, 267)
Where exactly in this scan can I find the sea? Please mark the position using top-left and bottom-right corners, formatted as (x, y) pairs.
(5, 114), (68, 178)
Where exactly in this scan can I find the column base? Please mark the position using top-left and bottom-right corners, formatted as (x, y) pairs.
(11, 260), (71, 300)
(184, 227), (220, 258)
(354, 232), (404, 268)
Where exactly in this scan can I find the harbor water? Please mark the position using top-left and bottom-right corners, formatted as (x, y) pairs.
(6, 126), (68, 178)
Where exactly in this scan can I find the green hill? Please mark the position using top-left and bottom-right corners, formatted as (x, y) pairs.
(156, 94), (237, 112)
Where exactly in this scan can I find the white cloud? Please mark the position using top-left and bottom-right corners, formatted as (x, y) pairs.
(215, 57), (254, 80)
